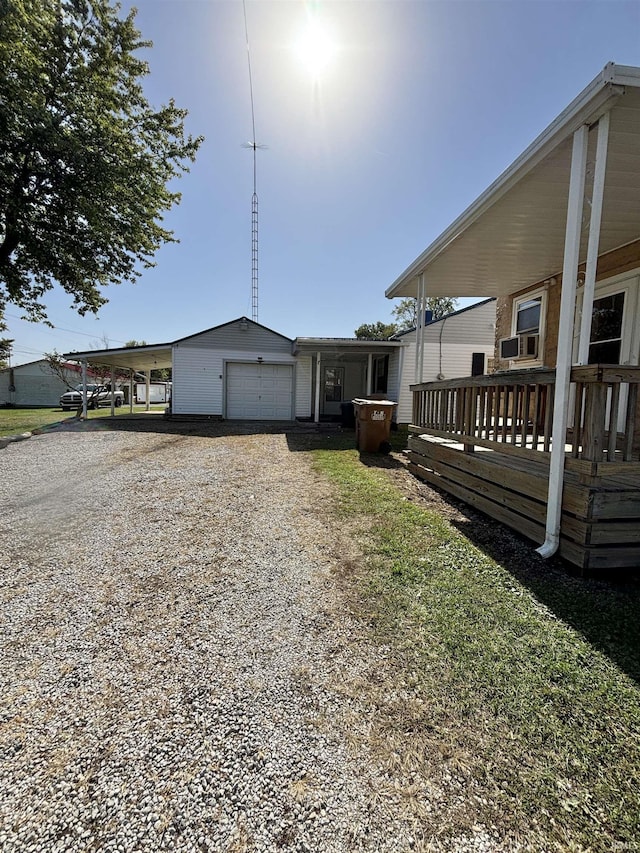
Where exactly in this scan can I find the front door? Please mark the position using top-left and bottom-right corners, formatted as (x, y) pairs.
(323, 366), (344, 417)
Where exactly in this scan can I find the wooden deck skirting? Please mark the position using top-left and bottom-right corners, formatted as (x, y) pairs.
(408, 366), (640, 572)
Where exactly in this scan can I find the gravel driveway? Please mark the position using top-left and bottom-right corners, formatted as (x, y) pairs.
(1, 424), (433, 853)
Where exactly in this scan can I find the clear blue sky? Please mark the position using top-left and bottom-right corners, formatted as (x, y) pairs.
(7, 0), (640, 364)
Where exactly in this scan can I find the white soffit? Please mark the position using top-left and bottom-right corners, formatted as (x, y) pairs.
(386, 64), (640, 299)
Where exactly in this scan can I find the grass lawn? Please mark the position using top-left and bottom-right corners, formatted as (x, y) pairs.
(310, 432), (640, 850)
(0, 406), (165, 437)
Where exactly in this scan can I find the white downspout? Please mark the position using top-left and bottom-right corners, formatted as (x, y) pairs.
(536, 124), (589, 559)
(314, 351), (321, 423)
(578, 111), (610, 364)
(81, 358), (88, 419)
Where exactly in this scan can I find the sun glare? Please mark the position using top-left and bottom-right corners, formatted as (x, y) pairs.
(294, 19), (337, 79)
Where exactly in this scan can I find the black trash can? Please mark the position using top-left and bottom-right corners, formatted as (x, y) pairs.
(340, 401), (355, 428)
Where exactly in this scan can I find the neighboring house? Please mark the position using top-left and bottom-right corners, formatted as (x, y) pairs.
(385, 62), (640, 572)
(0, 359), (83, 407)
(389, 299), (496, 424)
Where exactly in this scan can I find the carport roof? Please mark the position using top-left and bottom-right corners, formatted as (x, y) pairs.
(63, 342), (173, 372)
(385, 63), (640, 300)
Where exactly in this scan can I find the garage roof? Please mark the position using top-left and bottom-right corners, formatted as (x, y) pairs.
(385, 63), (640, 300)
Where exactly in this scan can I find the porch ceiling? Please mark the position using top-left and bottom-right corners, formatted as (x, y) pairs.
(386, 64), (640, 300)
(63, 344), (173, 372)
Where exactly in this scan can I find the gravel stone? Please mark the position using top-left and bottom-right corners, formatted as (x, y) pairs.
(0, 424), (504, 852)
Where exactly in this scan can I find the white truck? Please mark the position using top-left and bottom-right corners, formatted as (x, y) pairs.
(60, 384), (125, 411)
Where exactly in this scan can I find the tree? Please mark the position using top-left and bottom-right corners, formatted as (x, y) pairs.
(354, 321), (398, 340)
(0, 316), (12, 369)
(392, 296), (459, 331)
(0, 0), (203, 325)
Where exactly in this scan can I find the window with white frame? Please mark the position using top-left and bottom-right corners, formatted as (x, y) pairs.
(511, 289), (545, 361)
(515, 295), (542, 335)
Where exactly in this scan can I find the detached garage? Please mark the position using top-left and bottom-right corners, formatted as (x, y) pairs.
(171, 318), (310, 421)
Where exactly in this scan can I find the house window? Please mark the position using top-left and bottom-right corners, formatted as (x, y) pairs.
(588, 291), (625, 364)
(515, 296), (542, 335)
(324, 367), (344, 402)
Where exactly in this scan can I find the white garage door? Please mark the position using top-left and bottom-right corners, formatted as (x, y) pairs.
(226, 362), (293, 420)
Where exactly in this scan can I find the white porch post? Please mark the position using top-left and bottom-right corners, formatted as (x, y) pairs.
(110, 367), (116, 416)
(129, 370), (134, 414)
(366, 353), (373, 395)
(415, 273), (426, 384)
(81, 358), (88, 419)
(145, 371), (151, 412)
(537, 124), (589, 559)
(578, 111), (610, 364)
(314, 351), (321, 423)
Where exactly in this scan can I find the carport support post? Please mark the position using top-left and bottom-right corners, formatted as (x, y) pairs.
(129, 370), (133, 414)
(110, 367), (116, 416)
(366, 353), (373, 395)
(314, 351), (321, 423)
(536, 123), (589, 560)
(81, 358), (88, 419)
(145, 371), (151, 412)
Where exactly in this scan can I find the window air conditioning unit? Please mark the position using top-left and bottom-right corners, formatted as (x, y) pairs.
(499, 334), (539, 361)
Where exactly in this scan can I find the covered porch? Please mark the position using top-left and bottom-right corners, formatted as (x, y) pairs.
(385, 63), (640, 571)
(292, 338), (403, 423)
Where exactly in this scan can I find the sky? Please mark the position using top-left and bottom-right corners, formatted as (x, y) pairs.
(6, 0), (640, 365)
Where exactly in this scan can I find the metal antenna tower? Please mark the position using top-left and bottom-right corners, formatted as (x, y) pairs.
(242, 0), (265, 324)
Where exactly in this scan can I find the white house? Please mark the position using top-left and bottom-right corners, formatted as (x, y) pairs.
(388, 299), (496, 424)
(0, 359), (83, 407)
(63, 305), (496, 423)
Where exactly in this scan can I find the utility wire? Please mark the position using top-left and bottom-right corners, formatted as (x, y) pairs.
(3, 311), (126, 344)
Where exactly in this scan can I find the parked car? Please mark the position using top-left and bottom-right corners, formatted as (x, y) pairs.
(60, 384), (124, 411)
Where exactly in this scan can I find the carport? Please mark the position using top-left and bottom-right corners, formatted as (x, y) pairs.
(63, 343), (173, 418)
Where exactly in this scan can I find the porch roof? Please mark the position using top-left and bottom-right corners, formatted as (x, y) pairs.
(63, 343), (173, 372)
(386, 63), (640, 300)
(292, 338), (405, 355)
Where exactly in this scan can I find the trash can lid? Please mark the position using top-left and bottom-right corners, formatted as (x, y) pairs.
(352, 398), (396, 407)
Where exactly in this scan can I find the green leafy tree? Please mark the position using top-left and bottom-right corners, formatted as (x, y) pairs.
(354, 321), (398, 340)
(0, 0), (203, 325)
(0, 316), (12, 369)
(392, 296), (458, 331)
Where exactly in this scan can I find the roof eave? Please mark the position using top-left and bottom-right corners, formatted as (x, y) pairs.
(385, 63), (635, 300)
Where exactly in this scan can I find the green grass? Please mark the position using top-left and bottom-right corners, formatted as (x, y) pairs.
(0, 405), (165, 436)
(310, 435), (640, 849)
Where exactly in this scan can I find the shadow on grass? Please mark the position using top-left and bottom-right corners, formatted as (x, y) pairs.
(438, 491), (640, 685)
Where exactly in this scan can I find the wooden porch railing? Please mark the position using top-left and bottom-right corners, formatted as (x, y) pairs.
(411, 365), (640, 463)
